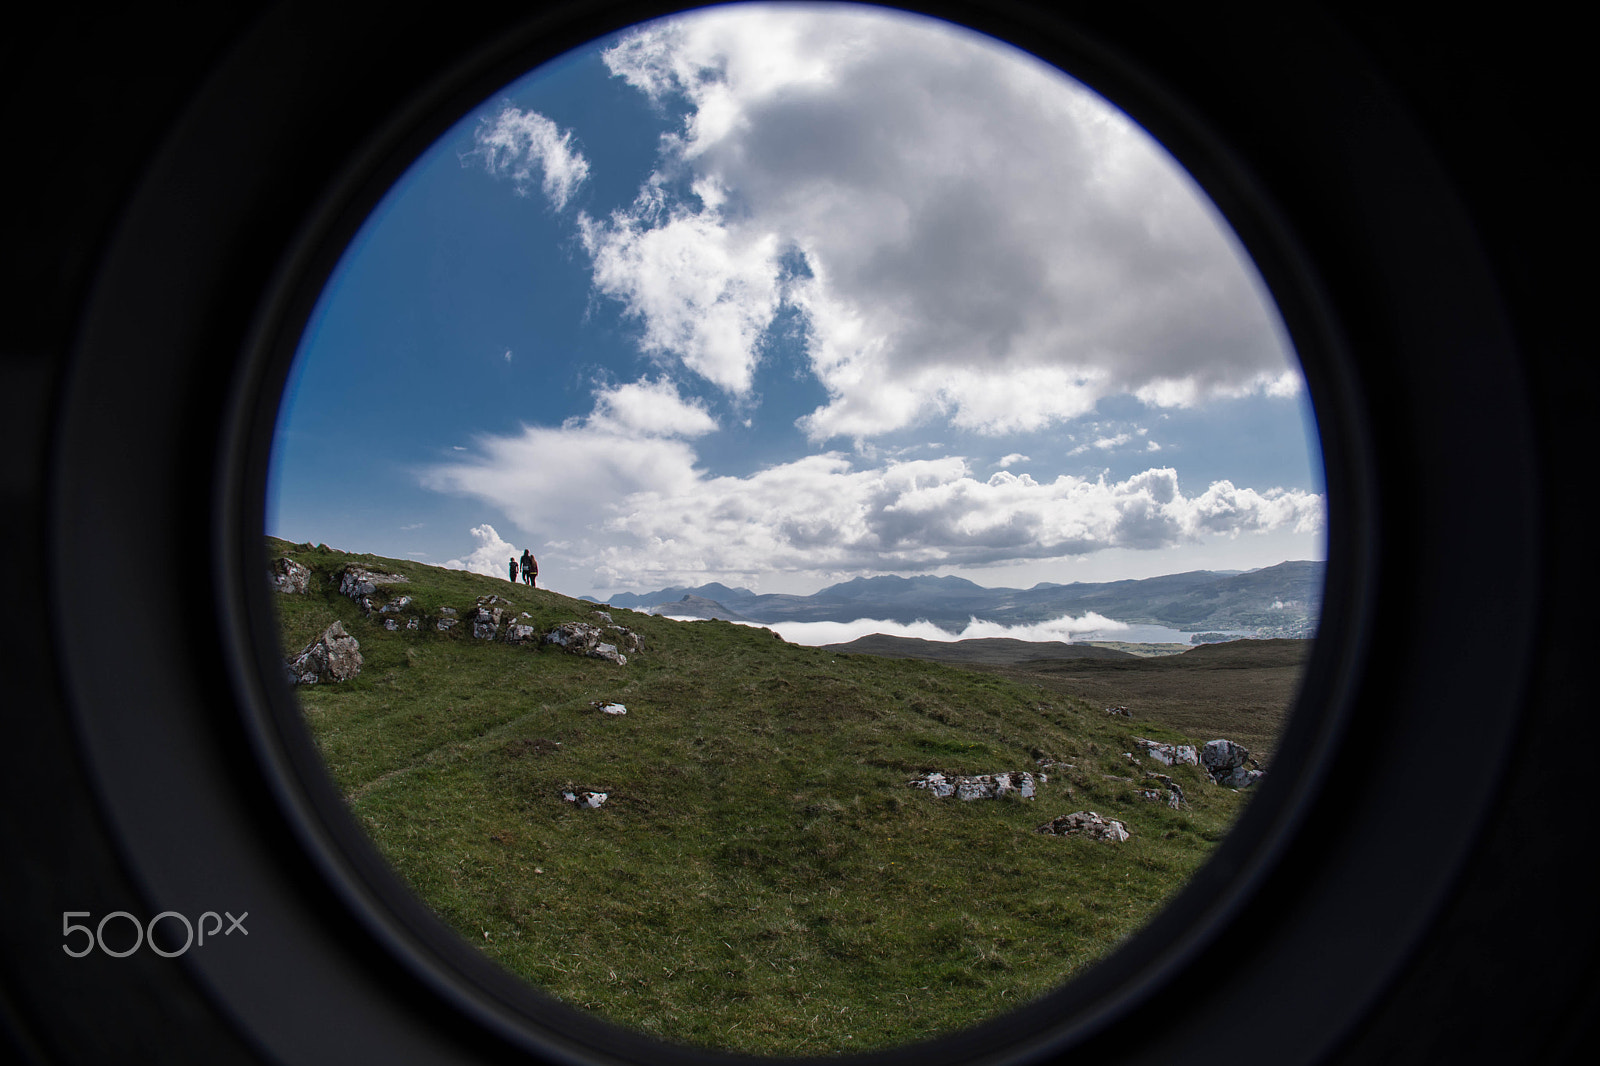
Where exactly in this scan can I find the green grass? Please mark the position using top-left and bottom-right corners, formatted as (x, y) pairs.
(273, 538), (1261, 1056)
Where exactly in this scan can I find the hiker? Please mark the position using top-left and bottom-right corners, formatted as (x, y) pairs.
(519, 549), (532, 586)
(508, 556), (517, 583)
(526, 551), (538, 589)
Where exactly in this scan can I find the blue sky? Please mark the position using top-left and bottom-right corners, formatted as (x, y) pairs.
(268, 2), (1325, 600)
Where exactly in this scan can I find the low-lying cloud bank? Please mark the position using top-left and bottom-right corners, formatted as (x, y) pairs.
(662, 612), (1131, 648)
(426, 435), (1324, 591)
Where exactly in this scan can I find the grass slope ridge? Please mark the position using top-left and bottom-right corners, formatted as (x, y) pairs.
(271, 538), (1263, 1057)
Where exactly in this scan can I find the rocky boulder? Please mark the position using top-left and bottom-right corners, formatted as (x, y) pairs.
(1132, 736), (1199, 767)
(543, 621), (635, 665)
(909, 770), (1038, 800)
(1036, 810), (1130, 842)
(338, 566), (408, 613)
(285, 621), (362, 685)
(1138, 772), (1187, 809)
(468, 605), (503, 640)
(501, 622), (540, 645)
(1201, 739), (1263, 788)
(269, 557), (310, 594)
(561, 789), (608, 809)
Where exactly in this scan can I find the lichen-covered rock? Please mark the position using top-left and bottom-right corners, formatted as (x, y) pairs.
(502, 623), (540, 645)
(469, 605), (502, 640)
(337, 566), (408, 613)
(591, 701), (627, 716)
(1132, 736), (1199, 767)
(1219, 767), (1264, 789)
(909, 770), (1037, 800)
(1105, 705), (1131, 717)
(543, 621), (635, 665)
(1140, 772), (1186, 809)
(1200, 739), (1262, 789)
(377, 596), (412, 613)
(1036, 810), (1130, 842)
(269, 557), (310, 594)
(285, 621), (363, 685)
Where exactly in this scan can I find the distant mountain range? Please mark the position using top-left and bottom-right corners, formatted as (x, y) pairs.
(586, 560), (1323, 639)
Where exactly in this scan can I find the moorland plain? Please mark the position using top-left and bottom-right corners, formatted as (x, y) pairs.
(273, 540), (1304, 1056)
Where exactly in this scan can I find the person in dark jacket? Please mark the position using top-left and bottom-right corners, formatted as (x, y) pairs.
(508, 556), (517, 583)
(524, 550), (538, 589)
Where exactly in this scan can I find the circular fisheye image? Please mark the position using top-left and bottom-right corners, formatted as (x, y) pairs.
(266, 2), (1326, 1056)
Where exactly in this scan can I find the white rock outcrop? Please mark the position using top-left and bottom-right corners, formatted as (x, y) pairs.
(270, 557), (310, 594)
(1201, 739), (1263, 788)
(285, 621), (363, 685)
(909, 770), (1038, 800)
(1132, 736), (1199, 767)
(543, 621), (637, 665)
(1036, 810), (1130, 842)
(338, 566), (408, 613)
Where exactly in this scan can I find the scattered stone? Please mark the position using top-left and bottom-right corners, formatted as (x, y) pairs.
(476, 594), (511, 608)
(543, 621), (636, 665)
(1201, 739), (1264, 788)
(469, 605), (502, 640)
(405, 619), (419, 631)
(378, 596), (413, 614)
(908, 770), (1037, 800)
(1132, 736), (1199, 767)
(383, 619), (398, 631)
(1105, 705), (1131, 717)
(561, 789), (608, 809)
(436, 617), (458, 632)
(337, 566), (408, 613)
(269, 557), (310, 594)
(1141, 771), (1187, 809)
(591, 701), (627, 716)
(591, 610), (613, 623)
(438, 606), (458, 617)
(501, 623), (540, 645)
(285, 621), (363, 685)
(1036, 810), (1130, 842)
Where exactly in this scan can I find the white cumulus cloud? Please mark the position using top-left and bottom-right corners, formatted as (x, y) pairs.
(590, 4), (1300, 439)
(467, 106), (590, 209)
(425, 408), (1324, 589)
(587, 377), (718, 438)
(443, 523), (525, 579)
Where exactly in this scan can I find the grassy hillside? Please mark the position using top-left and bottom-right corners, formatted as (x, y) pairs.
(969, 640), (1311, 760)
(271, 539), (1272, 1057)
